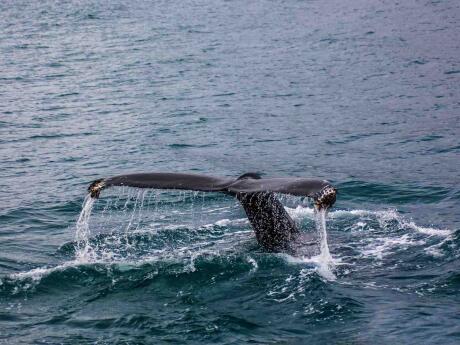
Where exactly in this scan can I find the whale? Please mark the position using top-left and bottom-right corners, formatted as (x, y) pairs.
(88, 172), (337, 253)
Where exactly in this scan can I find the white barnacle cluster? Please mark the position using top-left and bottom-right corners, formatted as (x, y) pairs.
(89, 179), (106, 198)
(314, 185), (337, 209)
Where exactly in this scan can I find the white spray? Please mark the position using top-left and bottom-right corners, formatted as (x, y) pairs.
(313, 207), (335, 280)
(75, 194), (96, 262)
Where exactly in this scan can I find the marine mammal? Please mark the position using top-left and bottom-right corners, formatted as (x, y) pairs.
(88, 172), (337, 253)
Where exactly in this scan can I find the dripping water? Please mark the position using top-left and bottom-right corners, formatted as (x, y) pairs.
(73, 189), (337, 281)
(75, 194), (96, 262)
(313, 207), (335, 280)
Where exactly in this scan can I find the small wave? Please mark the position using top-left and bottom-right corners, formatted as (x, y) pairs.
(287, 205), (451, 237)
(202, 217), (249, 228)
(403, 220), (451, 237)
(10, 262), (76, 282)
(360, 234), (425, 260)
(353, 209), (451, 237)
(2, 245), (265, 296)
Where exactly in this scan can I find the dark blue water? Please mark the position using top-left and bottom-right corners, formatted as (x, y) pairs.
(1, 0), (459, 343)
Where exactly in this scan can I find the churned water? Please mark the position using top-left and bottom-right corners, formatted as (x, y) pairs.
(1, 0), (459, 344)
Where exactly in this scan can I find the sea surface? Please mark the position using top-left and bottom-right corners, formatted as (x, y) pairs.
(1, 0), (459, 344)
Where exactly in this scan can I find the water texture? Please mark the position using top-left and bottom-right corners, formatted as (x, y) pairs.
(1, 0), (459, 344)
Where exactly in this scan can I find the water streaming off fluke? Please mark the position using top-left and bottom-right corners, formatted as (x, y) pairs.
(73, 189), (337, 280)
(75, 194), (96, 262)
(313, 208), (336, 280)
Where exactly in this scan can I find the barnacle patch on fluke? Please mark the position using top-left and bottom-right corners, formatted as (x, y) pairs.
(88, 179), (106, 198)
(313, 185), (337, 210)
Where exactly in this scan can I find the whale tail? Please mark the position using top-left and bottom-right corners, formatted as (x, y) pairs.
(86, 172), (337, 252)
(87, 171), (336, 208)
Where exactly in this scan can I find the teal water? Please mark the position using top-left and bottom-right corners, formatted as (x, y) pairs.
(1, 0), (459, 344)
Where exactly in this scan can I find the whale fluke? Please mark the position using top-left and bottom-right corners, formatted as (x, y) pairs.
(87, 172), (337, 252)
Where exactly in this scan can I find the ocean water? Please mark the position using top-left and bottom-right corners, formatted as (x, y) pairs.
(1, 0), (459, 344)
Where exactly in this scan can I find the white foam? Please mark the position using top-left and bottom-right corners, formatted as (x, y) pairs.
(286, 205), (315, 219)
(214, 219), (232, 226)
(246, 256), (258, 273)
(359, 209), (450, 237)
(202, 217), (249, 228)
(288, 205), (451, 238)
(9, 260), (88, 284)
(423, 235), (453, 257)
(360, 234), (425, 260)
(203, 206), (233, 213)
(280, 252), (338, 281)
(403, 220), (451, 237)
(424, 245), (444, 258)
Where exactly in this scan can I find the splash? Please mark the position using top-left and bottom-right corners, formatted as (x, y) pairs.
(284, 206), (336, 280)
(312, 208), (336, 280)
(75, 194), (96, 262)
(71, 190), (338, 280)
(8, 188), (453, 292)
